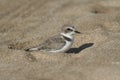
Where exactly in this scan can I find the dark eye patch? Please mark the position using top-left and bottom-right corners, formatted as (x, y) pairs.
(67, 28), (73, 31)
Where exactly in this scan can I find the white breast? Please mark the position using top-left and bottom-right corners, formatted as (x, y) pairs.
(49, 40), (73, 53)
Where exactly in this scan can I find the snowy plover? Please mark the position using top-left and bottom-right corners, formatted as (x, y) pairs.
(25, 25), (81, 53)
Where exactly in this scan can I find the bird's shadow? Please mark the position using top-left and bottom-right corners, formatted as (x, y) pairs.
(66, 43), (94, 54)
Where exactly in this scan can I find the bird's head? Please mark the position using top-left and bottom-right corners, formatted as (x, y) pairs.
(62, 25), (81, 36)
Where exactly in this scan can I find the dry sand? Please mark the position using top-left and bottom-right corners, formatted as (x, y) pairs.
(0, 0), (120, 80)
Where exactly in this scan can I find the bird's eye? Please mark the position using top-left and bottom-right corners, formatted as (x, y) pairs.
(67, 28), (71, 30)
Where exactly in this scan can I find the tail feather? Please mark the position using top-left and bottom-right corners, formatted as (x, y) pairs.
(24, 48), (30, 51)
(25, 47), (40, 52)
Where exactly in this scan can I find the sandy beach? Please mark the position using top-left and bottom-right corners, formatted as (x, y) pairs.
(0, 0), (120, 80)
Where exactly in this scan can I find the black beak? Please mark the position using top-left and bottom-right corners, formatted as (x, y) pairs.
(75, 30), (81, 34)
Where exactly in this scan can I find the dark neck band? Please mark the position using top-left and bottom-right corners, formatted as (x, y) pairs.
(62, 35), (72, 42)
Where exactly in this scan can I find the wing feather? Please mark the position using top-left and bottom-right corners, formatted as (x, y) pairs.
(39, 35), (66, 51)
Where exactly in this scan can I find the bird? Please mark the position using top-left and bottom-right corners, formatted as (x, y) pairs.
(24, 25), (81, 53)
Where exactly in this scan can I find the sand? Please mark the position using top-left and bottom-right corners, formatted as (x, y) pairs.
(0, 0), (120, 80)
